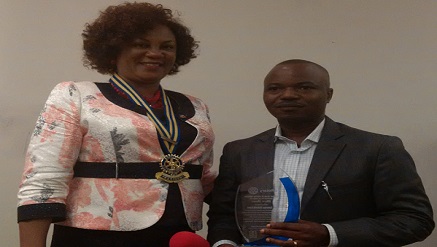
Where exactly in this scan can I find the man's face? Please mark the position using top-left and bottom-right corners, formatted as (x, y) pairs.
(263, 62), (333, 125)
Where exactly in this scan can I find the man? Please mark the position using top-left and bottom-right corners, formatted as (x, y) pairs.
(207, 59), (434, 247)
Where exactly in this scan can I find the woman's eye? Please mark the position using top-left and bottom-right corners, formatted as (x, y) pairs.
(133, 42), (148, 48)
(162, 44), (175, 51)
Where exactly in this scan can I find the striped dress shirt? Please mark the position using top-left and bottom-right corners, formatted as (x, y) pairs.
(272, 119), (338, 246)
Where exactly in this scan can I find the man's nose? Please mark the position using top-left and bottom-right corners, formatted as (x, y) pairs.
(281, 87), (299, 98)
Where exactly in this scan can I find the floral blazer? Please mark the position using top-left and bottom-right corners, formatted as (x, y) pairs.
(17, 81), (215, 231)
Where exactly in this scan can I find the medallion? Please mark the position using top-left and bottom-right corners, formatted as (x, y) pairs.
(156, 154), (189, 183)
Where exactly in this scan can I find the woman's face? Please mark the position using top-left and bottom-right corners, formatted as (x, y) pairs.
(115, 25), (177, 88)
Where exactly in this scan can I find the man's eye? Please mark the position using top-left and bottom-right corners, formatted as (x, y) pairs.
(298, 86), (313, 90)
(267, 87), (280, 92)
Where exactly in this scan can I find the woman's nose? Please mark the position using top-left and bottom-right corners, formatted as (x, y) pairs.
(146, 48), (165, 57)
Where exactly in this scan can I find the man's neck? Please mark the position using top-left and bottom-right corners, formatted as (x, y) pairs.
(278, 118), (324, 146)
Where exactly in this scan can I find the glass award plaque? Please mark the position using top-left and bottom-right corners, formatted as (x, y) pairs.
(235, 170), (299, 246)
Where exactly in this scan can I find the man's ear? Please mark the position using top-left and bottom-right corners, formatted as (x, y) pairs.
(327, 88), (333, 103)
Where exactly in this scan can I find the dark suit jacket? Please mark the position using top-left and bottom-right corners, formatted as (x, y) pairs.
(207, 117), (434, 247)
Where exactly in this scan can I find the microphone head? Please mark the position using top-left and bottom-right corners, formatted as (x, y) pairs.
(169, 231), (210, 247)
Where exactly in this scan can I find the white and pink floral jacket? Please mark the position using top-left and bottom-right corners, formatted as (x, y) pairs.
(17, 81), (215, 231)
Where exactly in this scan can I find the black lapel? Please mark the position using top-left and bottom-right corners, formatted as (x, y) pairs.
(95, 83), (195, 120)
(300, 117), (346, 211)
(251, 129), (276, 179)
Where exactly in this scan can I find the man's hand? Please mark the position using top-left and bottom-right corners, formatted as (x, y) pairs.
(260, 220), (330, 247)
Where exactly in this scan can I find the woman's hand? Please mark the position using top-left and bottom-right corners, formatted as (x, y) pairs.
(19, 218), (52, 247)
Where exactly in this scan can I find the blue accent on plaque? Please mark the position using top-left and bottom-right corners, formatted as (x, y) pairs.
(280, 176), (300, 223)
(243, 176), (299, 246)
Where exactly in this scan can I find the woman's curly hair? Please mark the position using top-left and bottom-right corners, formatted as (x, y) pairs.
(82, 2), (198, 75)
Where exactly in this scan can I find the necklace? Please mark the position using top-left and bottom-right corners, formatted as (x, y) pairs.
(144, 89), (162, 109)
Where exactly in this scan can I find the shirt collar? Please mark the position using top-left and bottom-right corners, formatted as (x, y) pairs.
(274, 118), (326, 144)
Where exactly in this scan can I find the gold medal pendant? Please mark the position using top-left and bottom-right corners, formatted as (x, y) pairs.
(156, 154), (189, 183)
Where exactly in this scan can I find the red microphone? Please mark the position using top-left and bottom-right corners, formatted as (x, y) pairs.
(169, 231), (210, 247)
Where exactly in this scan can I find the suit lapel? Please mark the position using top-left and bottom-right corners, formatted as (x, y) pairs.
(252, 129), (276, 178)
(300, 118), (346, 212)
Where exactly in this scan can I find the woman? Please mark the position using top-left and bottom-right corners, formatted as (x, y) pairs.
(17, 2), (215, 247)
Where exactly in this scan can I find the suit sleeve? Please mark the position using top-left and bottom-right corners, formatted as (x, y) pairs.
(330, 136), (434, 246)
(207, 142), (243, 245)
(17, 82), (83, 222)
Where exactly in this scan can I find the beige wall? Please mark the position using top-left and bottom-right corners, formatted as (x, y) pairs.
(1, 0), (436, 246)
